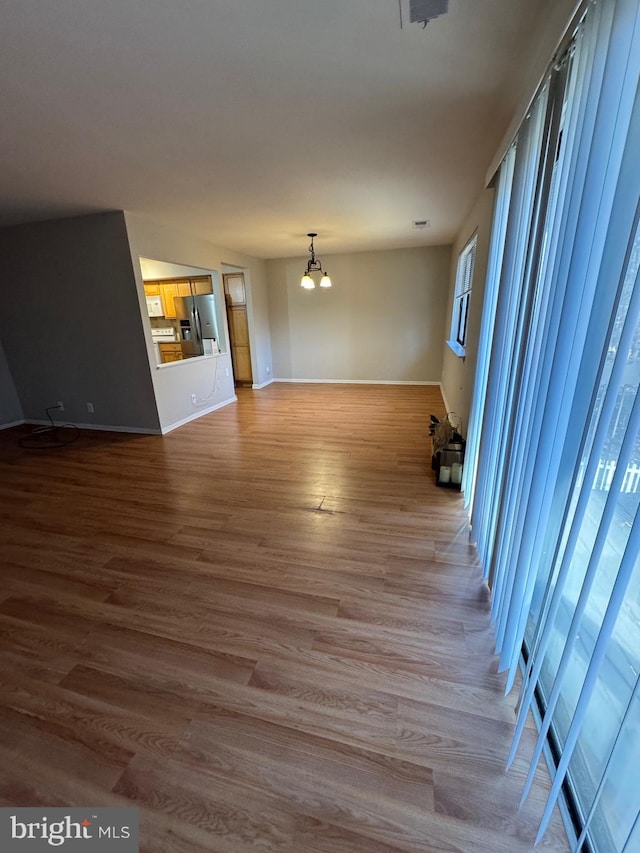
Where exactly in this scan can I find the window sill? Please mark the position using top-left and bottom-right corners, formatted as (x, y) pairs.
(155, 352), (224, 369)
(446, 340), (466, 358)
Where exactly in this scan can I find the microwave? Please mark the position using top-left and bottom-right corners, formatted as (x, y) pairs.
(146, 295), (164, 317)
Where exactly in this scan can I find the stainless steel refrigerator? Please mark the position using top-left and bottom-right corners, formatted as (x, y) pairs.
(174, 294), (219, 358)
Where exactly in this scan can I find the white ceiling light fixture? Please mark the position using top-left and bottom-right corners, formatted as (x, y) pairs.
(300, 233), (332, 290)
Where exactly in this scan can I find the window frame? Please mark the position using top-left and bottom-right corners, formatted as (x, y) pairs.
(447, 232), (477, 357)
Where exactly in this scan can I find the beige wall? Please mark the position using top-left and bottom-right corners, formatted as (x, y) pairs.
(266, 246), (451, 383)
(125, 214), (273, 431)
(440, 189), (495, 430)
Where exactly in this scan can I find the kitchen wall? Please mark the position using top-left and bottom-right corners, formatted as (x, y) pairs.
(139, 258), (228, 353)
(0, 211), (161, 432)
(0, 336), (23, 428)
(124, 213), (273, 431)
(440, 188), (495, 431)
(266, 245), (451, 383)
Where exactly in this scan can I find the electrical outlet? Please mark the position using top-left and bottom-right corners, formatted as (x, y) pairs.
(191, 394), (197, 404)
(86, 402), (94, 414)
(266, 366), (271, 375)
(56, 400), (64, 412)
(225, 367), (230, 377)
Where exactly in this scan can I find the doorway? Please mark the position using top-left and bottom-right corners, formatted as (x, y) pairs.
(223, 272), (253, 386)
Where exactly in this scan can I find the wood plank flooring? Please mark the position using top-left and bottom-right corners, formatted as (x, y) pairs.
(0, 384), (569, 852)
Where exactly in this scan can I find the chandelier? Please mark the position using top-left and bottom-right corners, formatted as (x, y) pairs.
(300, 233), (332, 290)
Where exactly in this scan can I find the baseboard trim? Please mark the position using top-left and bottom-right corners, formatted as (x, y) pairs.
(439, 382), (452, 414)
(0, 418), (25, 431)
(23, 418), (162, 435)
(252, 379), (274, 390)
(160, 394), (237, 434)
(273, 378), (442, 386)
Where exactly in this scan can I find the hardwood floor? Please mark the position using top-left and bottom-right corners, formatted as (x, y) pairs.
(0, 384), (569, 852)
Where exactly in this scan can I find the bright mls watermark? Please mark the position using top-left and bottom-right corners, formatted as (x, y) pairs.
(0, 808), (139, 851)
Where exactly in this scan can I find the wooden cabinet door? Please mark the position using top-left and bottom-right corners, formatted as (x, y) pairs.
(192, 277), (213, 295)
(224, 273), (246, 305)
(159, 343), (183, 364)
(229, 306), (250, 347)
(232, 342), (252, 382)
(160, 283), (178, 318)
(177, 281), (192, 297)
(227, 305), (252, 384)
(144, 281), (160, 295)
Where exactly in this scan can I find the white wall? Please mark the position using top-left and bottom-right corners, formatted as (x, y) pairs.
(266, 246), (451, 383)
(0, 212), (161, 432)
(440, 189), (495, 430)
(0, 336), (23, 427)
(124, 213), (273, 431)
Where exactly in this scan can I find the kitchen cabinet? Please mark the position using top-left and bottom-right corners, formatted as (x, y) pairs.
(223, 272), (252, 385)
(192, 278), (213, 295)
(160, 283), (178, 318)
(224, 274), (246, 305)
(174, 277), (213, 296)
(158, 343), (183, 364)
(144, 276), (214, 319)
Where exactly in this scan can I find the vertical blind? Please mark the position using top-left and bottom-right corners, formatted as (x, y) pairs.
(464, 0), (640, 848)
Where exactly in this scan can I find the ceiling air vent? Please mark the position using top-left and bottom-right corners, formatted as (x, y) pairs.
(400, 0), (449, 28)
(413, 220), (431, 229)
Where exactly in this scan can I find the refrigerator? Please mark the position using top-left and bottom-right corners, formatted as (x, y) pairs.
(174, 294), (219, 358)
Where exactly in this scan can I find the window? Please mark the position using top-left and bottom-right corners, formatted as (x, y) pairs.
(448, 233), (477, 356)
(533, 221), (640, 851)
(463, 0), (640, 847)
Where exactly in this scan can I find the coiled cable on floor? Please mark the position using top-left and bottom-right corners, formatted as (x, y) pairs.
(19, 405), (80, 450)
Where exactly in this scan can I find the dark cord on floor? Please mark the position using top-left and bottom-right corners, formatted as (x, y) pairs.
(19, 405), (80, 450)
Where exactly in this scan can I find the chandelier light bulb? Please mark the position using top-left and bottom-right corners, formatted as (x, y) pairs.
(301, 273), (315, 289)
(300, 232), (332, 291)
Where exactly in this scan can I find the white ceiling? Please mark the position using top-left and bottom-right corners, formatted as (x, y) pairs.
(0, 0), (562, 258)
